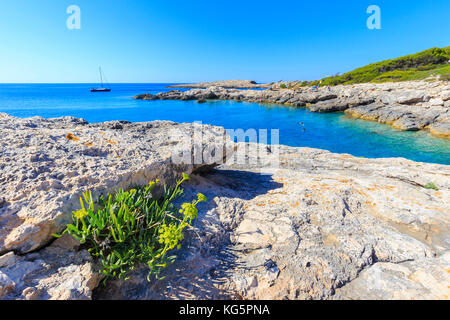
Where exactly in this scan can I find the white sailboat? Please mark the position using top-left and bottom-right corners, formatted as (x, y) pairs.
(90, 67), (111, 92)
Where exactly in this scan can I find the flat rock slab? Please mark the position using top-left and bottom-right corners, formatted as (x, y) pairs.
(0, 113), (233, 254)
(96, 143), (450, 300)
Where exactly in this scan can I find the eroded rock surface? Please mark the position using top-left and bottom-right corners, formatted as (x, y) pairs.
(1, 115), (448, 300)
(95, 143), (450, 300)
(0, 235), (101, 300)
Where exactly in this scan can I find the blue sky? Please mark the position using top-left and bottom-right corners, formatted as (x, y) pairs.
(0, 0), (448, 83)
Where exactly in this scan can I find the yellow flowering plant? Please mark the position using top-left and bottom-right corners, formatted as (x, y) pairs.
(55, 173), (207, 282)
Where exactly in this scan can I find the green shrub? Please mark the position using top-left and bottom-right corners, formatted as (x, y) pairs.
(279, 83), (287, 89)
(55, 173), (206, 282)
(424, 182), (439, 191)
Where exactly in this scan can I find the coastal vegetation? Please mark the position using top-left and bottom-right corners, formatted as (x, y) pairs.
(301, 47), (450, 87)
(55, 173), (206, 283)
(424, 182), (439, 191)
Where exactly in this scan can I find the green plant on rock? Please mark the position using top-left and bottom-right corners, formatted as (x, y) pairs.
(54, 173), (207, 283)
(424, 182), (439, 191)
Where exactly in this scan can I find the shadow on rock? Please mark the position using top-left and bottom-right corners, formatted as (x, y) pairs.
(93, 169), (283, 300)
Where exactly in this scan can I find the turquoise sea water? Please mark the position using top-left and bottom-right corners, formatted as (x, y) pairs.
(0, 83), (449, 165)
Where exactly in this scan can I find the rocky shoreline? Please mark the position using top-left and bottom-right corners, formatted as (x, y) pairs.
(0, 114), (449, 300)
(136, 80), (450, 139)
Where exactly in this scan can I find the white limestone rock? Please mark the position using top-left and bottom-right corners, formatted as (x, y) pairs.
(0, 114), (234, 254)
(94, 143), (450, 300)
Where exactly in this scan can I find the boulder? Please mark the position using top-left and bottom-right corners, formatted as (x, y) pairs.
(379, 90), (429, 105)
(309, 97), (374, 113)
(440, 90), (450, 101)
(392, 115), (423, 131)
(345, 103), (385, 121)
(133, 94), (159, 100)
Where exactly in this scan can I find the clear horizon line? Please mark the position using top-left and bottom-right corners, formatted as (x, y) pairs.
(0, 80), (276, 84)
(0, 82), (192, 84)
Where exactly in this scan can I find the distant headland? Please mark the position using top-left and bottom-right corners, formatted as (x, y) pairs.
(167, 80), (272, 89)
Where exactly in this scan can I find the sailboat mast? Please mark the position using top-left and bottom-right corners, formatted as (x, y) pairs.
(91, 67), (110, 92)
(99, 67), (104, 88)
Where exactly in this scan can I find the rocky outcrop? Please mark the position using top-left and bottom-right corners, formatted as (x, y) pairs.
(167, 80), (271, 89)
(429, 122), (450, 139)
(135, 81), (450, 139)
(0, 113), (233, 256)
(1, 115), (449, 300)
(95, 144), (450, 300)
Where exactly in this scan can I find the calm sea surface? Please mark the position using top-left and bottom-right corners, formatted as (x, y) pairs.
(0, 83), (449, 165)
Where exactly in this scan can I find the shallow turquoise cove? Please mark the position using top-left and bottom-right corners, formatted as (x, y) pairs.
(0, 83), (449, 165)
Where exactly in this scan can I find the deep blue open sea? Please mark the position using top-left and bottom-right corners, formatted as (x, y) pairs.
(0, 83), (449, 165)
